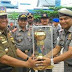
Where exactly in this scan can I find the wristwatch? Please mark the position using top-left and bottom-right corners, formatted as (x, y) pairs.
(51, 58), (54, 66)
(26, 56), (30, 61)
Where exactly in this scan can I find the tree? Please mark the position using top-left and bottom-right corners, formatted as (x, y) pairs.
(8, 12), (19, 25)
(33, 7), (72, 22)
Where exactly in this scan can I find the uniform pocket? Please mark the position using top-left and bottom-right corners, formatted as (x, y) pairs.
(16, 36), (23, 43)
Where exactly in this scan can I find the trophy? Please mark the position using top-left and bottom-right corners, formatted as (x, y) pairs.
(32, 26), (54, 70)
(34, 29), (46, 56)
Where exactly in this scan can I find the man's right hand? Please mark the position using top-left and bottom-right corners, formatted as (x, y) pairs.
(26, 57), (37, 68)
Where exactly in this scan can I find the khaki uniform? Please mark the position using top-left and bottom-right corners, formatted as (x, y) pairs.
(12, 27), (33, 72)
(53, 24), (61, 37)
(0, 29), (18, 72)
(13, 27), (32, 56)
(52, 26), (57, 48)
(58, 26), (72, 72)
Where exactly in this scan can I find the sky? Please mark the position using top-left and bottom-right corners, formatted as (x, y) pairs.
(11, 0), (72, 9)
(61, 0), (72, 7)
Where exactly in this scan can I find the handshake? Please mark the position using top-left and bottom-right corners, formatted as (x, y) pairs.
(26, 56), (54, 70)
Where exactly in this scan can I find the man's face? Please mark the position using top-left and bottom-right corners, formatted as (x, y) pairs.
(53, 22), (59, 27)
(59, 16), (72, 29)
(27, 17), (34, 24)
(18, 19), (27, 28)
(41, 18), (49, 25)
(0, 15), (8, 29)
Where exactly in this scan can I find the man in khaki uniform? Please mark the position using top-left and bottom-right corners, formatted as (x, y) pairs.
(41, 8), (72, 72)
(27, 13), (35, 72)
(52, 18), (61, 37)
(12, 14), (34, 72)
(40, 13), (57, 48)
(37, 13), (57, 72)
(26, 13), (34, 30)
(0, 7), (37, 72)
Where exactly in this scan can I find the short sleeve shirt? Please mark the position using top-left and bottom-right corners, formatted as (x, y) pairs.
(58, 26), (72, 64)
(0, 29), (17, 66)
(12, 27), (33, 56)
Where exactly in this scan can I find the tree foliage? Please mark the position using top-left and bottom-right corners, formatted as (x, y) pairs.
(33, 7), (72, 22)
(8, 7), (72, 22)
(8, 12), (19, 20)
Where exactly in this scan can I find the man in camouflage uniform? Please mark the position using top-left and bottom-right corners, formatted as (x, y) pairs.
(41, 8), (72, 72)
(0, 7), (36, 72)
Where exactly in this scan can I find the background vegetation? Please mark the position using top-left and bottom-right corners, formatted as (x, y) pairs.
(8, 7), (72, 23)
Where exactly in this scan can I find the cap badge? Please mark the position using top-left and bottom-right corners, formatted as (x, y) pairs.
(0, 6), (6, 13)
(29, 13), (31, 15)
(43, 14), (46, 17)
(21, 15), (26, 17)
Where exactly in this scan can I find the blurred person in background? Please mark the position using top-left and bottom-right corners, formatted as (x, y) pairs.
(52, 18), (62, 37)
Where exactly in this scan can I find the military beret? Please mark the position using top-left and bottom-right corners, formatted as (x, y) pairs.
(0, 6), (7, 16)
(53, 18), (59, 22)
(41, 13), (49, 18)
(27, 13), (33, 18)
(58, 8), (72, 17)
(18, 14), (27, 20)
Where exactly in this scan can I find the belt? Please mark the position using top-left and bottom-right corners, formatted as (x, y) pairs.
(65, 62), (72, 67)
(68, 64), (72, 67)
(0, 66), (13, 72)
(66, 63), (72, 67)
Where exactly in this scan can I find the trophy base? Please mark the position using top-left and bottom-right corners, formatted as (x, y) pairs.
(34, 55), (54, 70)
(33, 65), (54, 70)
(33, 66), (44, 70)
(46, 65), (54, 69)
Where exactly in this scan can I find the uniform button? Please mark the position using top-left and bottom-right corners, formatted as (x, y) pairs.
(5, 48), (9, 53)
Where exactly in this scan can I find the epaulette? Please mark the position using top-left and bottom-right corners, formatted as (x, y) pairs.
(12, 28), (17, 32)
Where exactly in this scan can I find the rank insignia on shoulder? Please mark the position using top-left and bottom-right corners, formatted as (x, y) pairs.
(68, 34), (71, 40)
(2, 40), (7, 44)
(0, 36), (7, 44)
